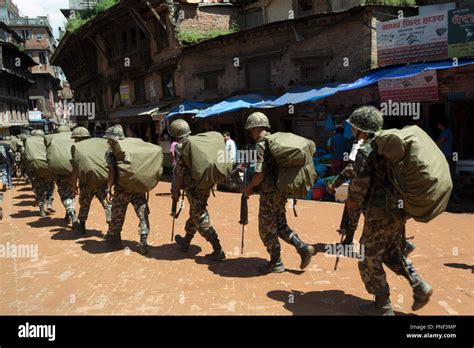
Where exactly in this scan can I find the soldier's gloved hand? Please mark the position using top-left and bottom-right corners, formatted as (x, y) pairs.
(326, 183), (335, 194)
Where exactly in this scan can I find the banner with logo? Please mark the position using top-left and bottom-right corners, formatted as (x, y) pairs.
(377, 13), (448, 66)
(448, 7), (474, 58)
(378, 70), (439, 102)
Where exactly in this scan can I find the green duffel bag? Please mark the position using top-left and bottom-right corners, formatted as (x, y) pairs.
(265, 132), (317, 198)
(24, 136), (49, 177)
(71, 138), (109, 188)
(47, 132), (75, 175)
(111, 138), (163, 193)
(181, 131), (233, 190)
(376, 125), (453, 223)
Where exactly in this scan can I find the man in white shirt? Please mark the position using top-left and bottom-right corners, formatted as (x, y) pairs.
(223, 131), (237, 164)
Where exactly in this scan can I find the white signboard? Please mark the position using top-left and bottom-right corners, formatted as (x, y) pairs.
(28, 111), (42, 121)
(377, 13), (449, 66)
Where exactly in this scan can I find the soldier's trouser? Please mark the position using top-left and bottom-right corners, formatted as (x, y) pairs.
(358, 217), (418, 297)
(78, 183), (111, 222)
(46, 177), (54, 203)
(108, 185), (149, 237)
(31, 175), (51, 209)
(183, 187), (218, 241)
(259, 192), (301, 259)
(55, 174), (75, 214)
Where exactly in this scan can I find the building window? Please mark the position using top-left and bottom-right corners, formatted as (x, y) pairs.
(203, 73), (219, 91)
(300, 61), (322, 83)
(161, 71), (175, 98)
(36, 32), (43, 41)
(243, 9), (264, 29)
(122, 30), (129, 52)
(134, 78), (146, 104)
(130, 27), (137, 48)
(39, 52), (48, 65)
(246, 61), (270, 91)
(297, 0), (313, 15)
(156, 21), (169, 50)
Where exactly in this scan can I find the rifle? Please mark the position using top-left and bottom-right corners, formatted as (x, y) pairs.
(239, 163), (248, 254)
(334, 231), (344, 271)
(171, 192), (184, 242)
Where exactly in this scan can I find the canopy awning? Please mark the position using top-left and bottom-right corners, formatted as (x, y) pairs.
(166, 100), (214, 119)
(109, 104), (169, 122)
(193, 59), (474, 118)
(195, 94), (276, 118)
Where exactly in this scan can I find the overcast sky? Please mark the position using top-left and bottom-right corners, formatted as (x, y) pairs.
(14, 0), (69, 40)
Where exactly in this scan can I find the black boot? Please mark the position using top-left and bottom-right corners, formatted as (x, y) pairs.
(411, 276), (433, 311)
(64, 212), (70, 223)
(73, 221), (86, 235)
(258, 254), (285, 274)
(39, 205), (46, 218)
(290, 234), (314, 269)
(175, 234), (194, 252)
(137, 234), (149, 255)
(105, 232), (123, 250)
(400, 259), (433, 311)
(205, 234), (226, 261)
(358, 295), (394, 316)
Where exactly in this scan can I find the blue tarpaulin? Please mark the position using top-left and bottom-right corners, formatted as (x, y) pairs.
(193, 59), (474, 118)
(166, 100), (213, 119)
(196, 94), (276, 118)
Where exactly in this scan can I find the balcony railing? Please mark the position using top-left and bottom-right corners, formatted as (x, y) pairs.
(0, 17), (53, 34)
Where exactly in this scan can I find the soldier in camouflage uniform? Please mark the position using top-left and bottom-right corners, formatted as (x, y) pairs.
(346, 106), (433, 315)
(27, 130), (53, 217)
(103, 125), (150, 255)
(171, 119), (226, 261)
(70, 127), (112, 235)
(328, 135), (416, 254)
(52, 125), (77, 224)
(243, 112), (314, 274)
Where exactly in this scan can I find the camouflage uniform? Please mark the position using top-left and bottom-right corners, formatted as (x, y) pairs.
(45, 176), (55, 209)
(30, 173), (53, 215)
(347, 106), (432, 315)
(171, 119), (225, 261)
(175, 141), (218, 242)
(255, 131), (313, 271)
(55, 174), (76, 220)
(77, 183), (111, 223)
(104, 147), (150, 252)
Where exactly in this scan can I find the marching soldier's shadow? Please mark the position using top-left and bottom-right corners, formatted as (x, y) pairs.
(77, 238), (136, 255)
(14, 200), (36, 207)
(267, 290), (413, 316)
(14, 194), (35, 200)
(26, 217), (66, 229)
(50, 227), (103, 241)
(10, 209), (44, 219)
(144, 243), (202, 261)
(194, 256), (269, 278)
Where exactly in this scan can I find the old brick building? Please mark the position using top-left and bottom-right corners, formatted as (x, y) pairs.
(0, 14), (62, 127)
(0, 21), (36, 137)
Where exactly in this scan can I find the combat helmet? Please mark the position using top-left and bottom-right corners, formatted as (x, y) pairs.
(169, 119), (191, 139)
(71, 127), (91, 139)
(347, 106), (383, 134)
(245, 112), (270, 130)
(57, 125), (71, 133)
(103, 125), (124, 140)
(34, 129), (45, 137)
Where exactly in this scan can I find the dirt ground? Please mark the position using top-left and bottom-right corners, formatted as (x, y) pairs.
(0, 179), (473, 315)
